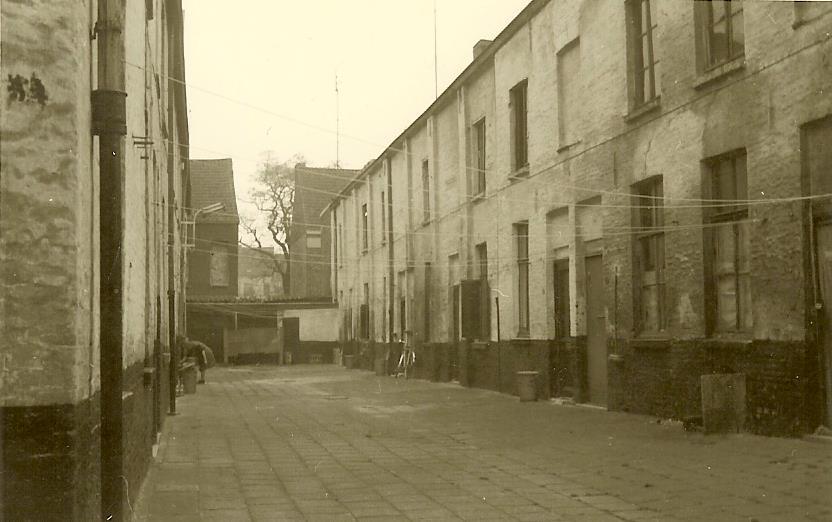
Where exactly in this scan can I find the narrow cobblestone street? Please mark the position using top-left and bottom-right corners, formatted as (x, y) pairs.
(135, 366), (832, 521)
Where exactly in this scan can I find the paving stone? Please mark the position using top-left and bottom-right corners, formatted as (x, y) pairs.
(134, 366), (832, 522)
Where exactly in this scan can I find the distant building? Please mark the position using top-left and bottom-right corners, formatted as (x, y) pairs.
(239, 246), (285, 299)
(187, 158), (240, 299)
(289, 164), (358, 299)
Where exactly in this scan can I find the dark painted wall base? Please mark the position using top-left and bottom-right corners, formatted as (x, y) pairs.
(355, 335), (816, 438)
(2, 395), (101, 521)
(610, 338), (811, 436)
(1, 356), (169, 521)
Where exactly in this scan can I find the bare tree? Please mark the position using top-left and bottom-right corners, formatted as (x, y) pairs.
(240, 155), (302, 293)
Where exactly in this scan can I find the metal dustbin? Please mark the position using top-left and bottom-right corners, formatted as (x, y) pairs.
(181, 362), (197, 394)
(517, 371), (539, 402)
(343, 354), (355, 369)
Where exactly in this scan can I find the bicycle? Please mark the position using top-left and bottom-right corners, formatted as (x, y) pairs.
(395, 331), (415, 379)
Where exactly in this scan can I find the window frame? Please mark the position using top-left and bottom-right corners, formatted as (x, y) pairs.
(557, 38), (581, 149)
(632, 176), (667, 335)
(306, 227), (323, 250)
(380, 190), (386, 245)
(701, 0), (745, 71)
(361, 203), (369, 253)
(703, 150), (752, 335)
(421, 159), (431, 224)
(472, 117), (487, 195)
(627, 0), (660, 109)
(509, 80), (529, 174)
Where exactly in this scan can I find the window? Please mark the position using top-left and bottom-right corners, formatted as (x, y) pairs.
(476, 242), (490, 339)
(553, 260), (570, 338)
(633, 177), (666, 333)
(380, 191), (386, 245)
(699, 0), (745, 69)
(627, 0), (660, 107)
(472, 118), (487, 195)
(705, 151), (751, 333)
(306, 228), (322, 249)
(422, 159), (431, 223)
(557, 39), (581, 147)
(209, 247), (230, 287)
(361, 203), (369, 252)
(515, 223), (530, 336)
(510, 81), (529, 172)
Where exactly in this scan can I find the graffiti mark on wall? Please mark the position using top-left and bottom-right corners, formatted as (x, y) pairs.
(6, 73), (49, 106)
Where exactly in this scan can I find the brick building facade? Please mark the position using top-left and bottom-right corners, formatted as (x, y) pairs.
(289, 164), (357, 298)
(187, 158), (240, 299)
(329, 0), (832, 436)
(1, 0), (190, 518)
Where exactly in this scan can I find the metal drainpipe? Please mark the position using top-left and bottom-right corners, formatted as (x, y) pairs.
(93, 0), (127, 519)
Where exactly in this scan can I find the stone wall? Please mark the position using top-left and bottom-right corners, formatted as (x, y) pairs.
(0, 0), (188, 516)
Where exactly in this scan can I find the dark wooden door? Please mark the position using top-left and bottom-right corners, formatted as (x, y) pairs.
(283, 317), (300, 362)
(585, 255), (608, 406)
(816, 224), (832, 427)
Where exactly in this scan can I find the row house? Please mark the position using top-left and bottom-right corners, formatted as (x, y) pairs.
(1, 0), (190, 519)
(328, 0), (832, 436)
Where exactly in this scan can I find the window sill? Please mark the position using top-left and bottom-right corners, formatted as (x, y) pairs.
(509, 165), (529, 181)
(624, 97), (661, 124)
(556, 140), (581, 154)
(694, 57), (745, 90)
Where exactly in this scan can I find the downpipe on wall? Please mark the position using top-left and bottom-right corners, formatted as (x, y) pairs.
(93, 0), (127, 519)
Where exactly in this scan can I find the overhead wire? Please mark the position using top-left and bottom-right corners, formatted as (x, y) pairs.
(127, 29), (831, 209)
(174, 216), (760, 271)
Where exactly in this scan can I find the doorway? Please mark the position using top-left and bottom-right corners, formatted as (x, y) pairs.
(283, 317), (300, 363)
(815, 223), (832, 427)
(585, 255), (607, 406)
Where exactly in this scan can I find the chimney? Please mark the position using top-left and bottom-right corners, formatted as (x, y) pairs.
(473, 39), (492, 60)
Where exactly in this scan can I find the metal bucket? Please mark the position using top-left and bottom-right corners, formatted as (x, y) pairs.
(517, 371), (539, 402)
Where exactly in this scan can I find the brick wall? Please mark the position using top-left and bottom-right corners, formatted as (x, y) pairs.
(332, 0), (832, 435)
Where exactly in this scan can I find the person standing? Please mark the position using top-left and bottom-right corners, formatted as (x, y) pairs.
(177, 336), (215, 384)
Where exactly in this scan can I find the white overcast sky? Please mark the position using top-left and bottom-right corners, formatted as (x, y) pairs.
(182, 0), (530, 241)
